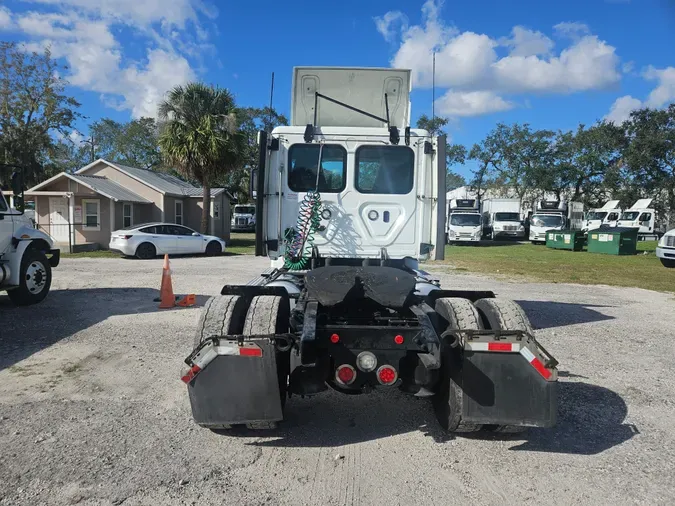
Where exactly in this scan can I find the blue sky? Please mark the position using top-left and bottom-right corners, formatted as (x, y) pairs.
(1, 0), (674, 179)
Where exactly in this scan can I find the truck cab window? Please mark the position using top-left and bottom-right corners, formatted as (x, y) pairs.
(355, 146), (414, 194)
(288, 144), (346, 193)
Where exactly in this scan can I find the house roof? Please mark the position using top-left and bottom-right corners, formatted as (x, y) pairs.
(110, 163), (196, 196)
(182, 187), (227, 197)
(28, 172), (151, 203)
(69, 174), (151, 203)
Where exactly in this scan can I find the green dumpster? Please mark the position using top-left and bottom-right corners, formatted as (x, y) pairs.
(587, 227), (638, 255)
(545, 230), (585, 251)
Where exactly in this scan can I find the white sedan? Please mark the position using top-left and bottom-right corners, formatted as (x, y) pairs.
(109, 223), (226, 259)
(656, 228), (675, 268)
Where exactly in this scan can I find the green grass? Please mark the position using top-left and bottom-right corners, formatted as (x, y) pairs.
(434, 240), (675, 293)
(227, 232), (256, 255)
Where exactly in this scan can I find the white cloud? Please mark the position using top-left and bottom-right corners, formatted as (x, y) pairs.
(0, 6), (14, 29)
(604, 95), (643, 124)
(8, 1), (215, 118)
(643, 66), (675, 108)
(378, 1), (622, 117)
(374, 11), (408, 43)
(604, 66), (675, 124)
(553, 22), (590, 38)
(500, 26), (554, 57)
(436, 90), (514, 117)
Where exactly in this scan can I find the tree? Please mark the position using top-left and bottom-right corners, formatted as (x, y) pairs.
(87, 117), (162, 169)
(623, 105), (675, 226)
(416, 115), (468, 191)
(158, 83), (245, 233)
(226, 107), (288, 203)
(0, 42), (81, 186)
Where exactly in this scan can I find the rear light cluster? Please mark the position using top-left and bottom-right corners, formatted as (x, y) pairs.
(334, 362), (398, 387)
(328, 333), (405, 345)
(119, 235), (133, 240)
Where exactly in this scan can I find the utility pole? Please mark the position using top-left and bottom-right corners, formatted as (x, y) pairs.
(82, 134), (96, 163)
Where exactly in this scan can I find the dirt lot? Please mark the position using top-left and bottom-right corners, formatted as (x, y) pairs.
(1, 255), (675, 506)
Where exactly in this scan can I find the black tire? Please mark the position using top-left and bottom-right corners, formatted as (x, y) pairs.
(205, 241), (222, 256)
(135, 242), (156, 260)
(7, 248), (52, 306)
(660, 258), (675, 268)
(432, 298), (483, 434)
(193, 295), (248, 348)
(242, 295), (291, 428)
(474, 298), (534, 434)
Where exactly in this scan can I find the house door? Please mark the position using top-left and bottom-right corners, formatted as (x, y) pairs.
(49, 197), (70, 243)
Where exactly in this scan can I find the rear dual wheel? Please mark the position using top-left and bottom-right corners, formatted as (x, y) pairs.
(433, 297), (533, 435)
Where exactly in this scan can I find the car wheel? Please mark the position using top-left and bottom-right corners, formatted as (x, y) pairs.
(205, 241), (222, 256)
(135, 242), (156, 260)
(661, 258), (675, 268)
(7, 248), (52, 306)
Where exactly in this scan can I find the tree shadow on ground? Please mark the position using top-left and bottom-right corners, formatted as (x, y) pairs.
(232, 381), (634, 456)
(516, 300), (615, 329)
(0, 288), (207, 371)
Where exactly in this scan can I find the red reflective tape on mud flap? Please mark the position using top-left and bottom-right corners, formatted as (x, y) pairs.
(487, 342), (513, 352)
(520, 346), (553, 380)
(181, 342), (263, 383)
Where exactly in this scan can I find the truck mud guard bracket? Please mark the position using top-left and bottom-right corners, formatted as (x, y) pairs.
(220, 284), (291, 300)
(425, 290), (496, 305)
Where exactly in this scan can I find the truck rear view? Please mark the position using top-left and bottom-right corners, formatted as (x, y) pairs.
(181, 67), (558, 434)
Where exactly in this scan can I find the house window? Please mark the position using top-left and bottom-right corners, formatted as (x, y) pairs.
(175, 200), (183, 225)
(82, 199), (100, 230)
(123, 203), (133, 228)
(212, 202), (220, 219)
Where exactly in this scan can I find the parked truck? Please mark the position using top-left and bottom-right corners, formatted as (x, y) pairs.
(529, 200), (584, 244)
(231, 204), (257, 232)
(446, 199), (482, 244)
(617, 199), (664, 241)
(481, 198), (525, 240)
(1, 166), (60, 305)
(582, 200), (622, 235)
(181, 67), (558, 435)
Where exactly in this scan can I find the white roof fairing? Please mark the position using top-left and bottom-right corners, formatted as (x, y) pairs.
(291, 67), (411, 129)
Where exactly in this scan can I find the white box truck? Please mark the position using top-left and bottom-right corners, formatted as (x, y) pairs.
(446, 199), (482, 244)
(481, 198), (524, 240)
(529, 200), (584, 244)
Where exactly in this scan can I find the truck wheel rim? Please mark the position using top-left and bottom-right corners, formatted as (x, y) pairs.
(26, 261), (47, 294)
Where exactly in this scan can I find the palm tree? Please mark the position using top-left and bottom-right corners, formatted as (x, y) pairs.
(158, 82), (243, 233)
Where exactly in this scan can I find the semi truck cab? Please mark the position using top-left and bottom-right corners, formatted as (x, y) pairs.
(530, 200), (584, 243)
(617, 199), (661, 240)
(583, 200), (621, 234)
(231, 204), (256, 232)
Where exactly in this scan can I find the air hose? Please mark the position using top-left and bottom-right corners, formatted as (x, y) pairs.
(283, 144), (324, 270)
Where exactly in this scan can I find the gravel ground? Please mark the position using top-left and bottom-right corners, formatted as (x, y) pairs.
(1, 255), (675, 506)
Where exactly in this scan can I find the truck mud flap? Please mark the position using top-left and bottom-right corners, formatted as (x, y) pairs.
(460, 332), (557, 428)
(183, 337), (283, 427)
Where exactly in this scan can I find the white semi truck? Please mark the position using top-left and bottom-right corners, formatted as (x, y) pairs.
(446, 199), (482, 244)
(231, 204), (256, 232)
(529, 200), (584, 244)
(481, 198), (525, 240)
(181, 67), (557, 435)
(1, 167), (60, 305)
(582, 200), (622, 234)
(617, 199), (662, 240)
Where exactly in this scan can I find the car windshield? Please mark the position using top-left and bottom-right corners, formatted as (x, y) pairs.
(531, 215), (563, 227)
(586, 211), (607, 221)
(495, 212), (520, 222)
(235, 206), (255, 214)
(621, 211), (639, 220)
(450, 214), (481, 226)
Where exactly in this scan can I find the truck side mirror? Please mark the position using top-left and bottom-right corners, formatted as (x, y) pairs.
(10, 170), (25, 213)
(249, 169), (258, 200)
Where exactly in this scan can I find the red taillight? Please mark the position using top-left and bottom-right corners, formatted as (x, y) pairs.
(394, 334), (404, 345)
(180, 364), (201, 384)
(335, 364), (356, 385)
(330, 333), (340, 344)
(120, 235), (133, 240)
(377, 365), (397, 385)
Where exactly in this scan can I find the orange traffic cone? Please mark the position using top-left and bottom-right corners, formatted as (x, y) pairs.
(159, 254), (176, 309)
(177, 293), (196, 307)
